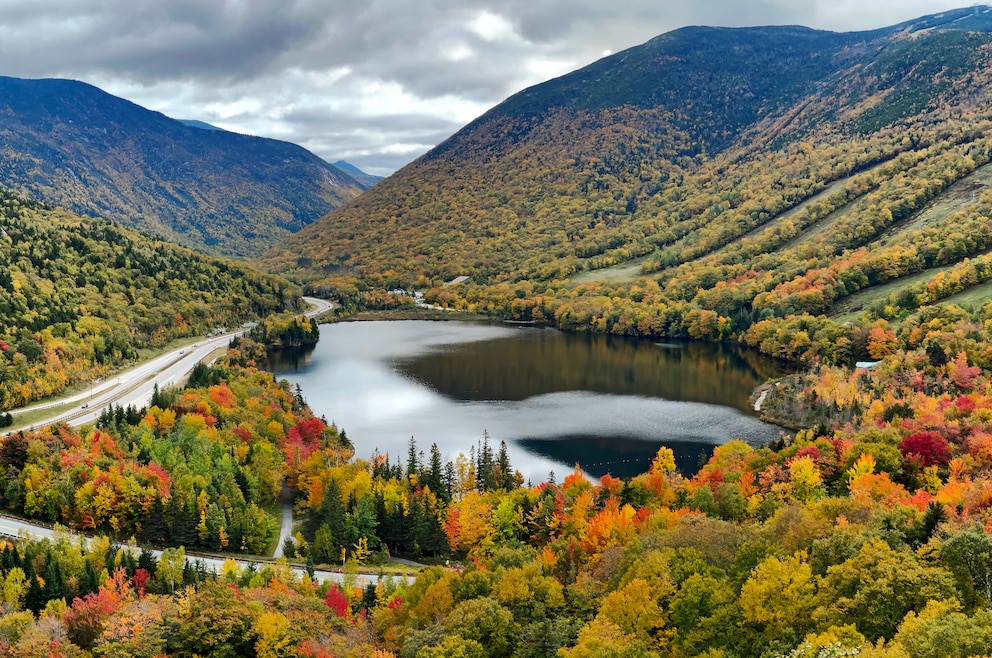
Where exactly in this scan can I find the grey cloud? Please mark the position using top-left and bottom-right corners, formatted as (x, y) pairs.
(0, 0), (331, 81)
(280, 107), (461, 136)
(0, 0), (967, 173)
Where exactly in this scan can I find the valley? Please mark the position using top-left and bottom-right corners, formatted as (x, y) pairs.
(5, 6), (992, 657)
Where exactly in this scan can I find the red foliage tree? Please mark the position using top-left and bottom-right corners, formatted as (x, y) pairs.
(323, 583), (349, 618)
(899, 431), (951, 467)
(132, 568), (150, 597)
(283, 417), (327, 470)
(63, 569), (132, 648)
(791, 446), (822, 463)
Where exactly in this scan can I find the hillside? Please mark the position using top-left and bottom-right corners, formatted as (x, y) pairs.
(178, 119), (225, 132)
(0, 76), (368, 258)
(263, 7), (992, 364)
(0, 188), (301, 410)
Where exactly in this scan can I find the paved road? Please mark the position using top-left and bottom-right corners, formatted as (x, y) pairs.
(8, 297), (335, 432)
(0, 513), (394, 586)
(273, 483), (295, 559)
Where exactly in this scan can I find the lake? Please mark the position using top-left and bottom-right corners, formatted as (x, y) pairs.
(265, 320), (786, 483)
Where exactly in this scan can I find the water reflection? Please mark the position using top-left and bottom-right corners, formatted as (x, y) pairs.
(266, 321), (785, 482)
(518, 436), (714, 481)
(394, 328), (782, 412)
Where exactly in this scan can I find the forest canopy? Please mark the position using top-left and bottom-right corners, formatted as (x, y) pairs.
(0, 189), (301, 410)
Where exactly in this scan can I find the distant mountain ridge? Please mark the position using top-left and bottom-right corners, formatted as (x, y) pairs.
(178, 119), (225, 132)
(0, 76), (370, 257)
(178, 120), (384, 188)
(467, 7), (992, 151)
(333, 160), (384, 187)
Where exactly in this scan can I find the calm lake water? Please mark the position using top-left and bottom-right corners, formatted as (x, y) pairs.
(265, 321), (786, 483)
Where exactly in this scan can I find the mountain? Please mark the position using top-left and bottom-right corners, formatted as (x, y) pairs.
(333, 160), (384, 187)
(0, 76), (369, 258)
(263, 6), (992, 284)
(263, 8), (992, 353)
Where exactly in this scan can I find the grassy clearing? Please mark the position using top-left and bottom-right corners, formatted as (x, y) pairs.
(739, 172), (871, 252)
(378, 561), (426, 575)
(815, 163), (992, 322)
(299, 559), (423, 577)
(940, 279), (992, 309)
(783, 194), (864, 250)
(565, 160), (924, 286)
(135, 335), (213, 361)
(879, 161), (992, 243)
(829, 263), (992, 325)
(9, 402), (75, 430)
(710, 159), (889, 256)
(570, 256), (651, 284)
(569, 171), (879, 285)
(828, 266), (957, 321)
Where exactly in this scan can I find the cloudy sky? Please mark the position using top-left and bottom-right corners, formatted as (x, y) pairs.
(0, 0), (973, 175)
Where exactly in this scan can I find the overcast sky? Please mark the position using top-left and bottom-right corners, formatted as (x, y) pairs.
(0, 0), (974, 175)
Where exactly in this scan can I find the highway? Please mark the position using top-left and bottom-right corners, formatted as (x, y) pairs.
(8, 296), (335, 431)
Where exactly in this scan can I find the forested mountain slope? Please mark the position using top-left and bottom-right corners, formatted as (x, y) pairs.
(0, 76), (368, 258)
(263, 7), (992, 366)
(0, 189), (300, 409)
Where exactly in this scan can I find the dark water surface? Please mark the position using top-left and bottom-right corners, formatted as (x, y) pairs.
(266, 321), (786, 482)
